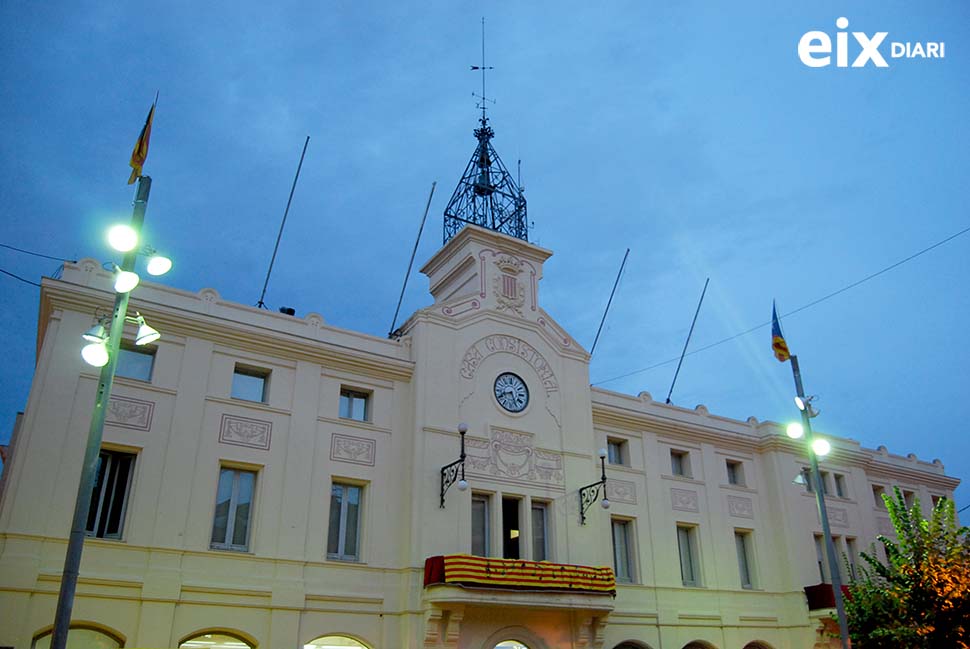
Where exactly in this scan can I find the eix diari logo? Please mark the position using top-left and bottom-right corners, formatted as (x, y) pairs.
(798, 17), (945, 68)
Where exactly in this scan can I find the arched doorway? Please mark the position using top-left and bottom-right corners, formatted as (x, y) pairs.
(304, 636), (370, 648)
(494, 642), (530, 649)
(179, 631), (254, 649)
(32, 626), (123, 649)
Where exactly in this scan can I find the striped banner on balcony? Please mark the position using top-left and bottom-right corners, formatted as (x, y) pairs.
(424, 554), (615, 595)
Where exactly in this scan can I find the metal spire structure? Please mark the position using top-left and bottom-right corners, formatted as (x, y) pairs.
(443, 18), (528, 244)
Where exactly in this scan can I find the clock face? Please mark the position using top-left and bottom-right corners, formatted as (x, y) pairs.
(494, 372), (529, 413)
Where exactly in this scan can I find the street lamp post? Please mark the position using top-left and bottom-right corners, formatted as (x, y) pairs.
(789, 354), (851, 649)
(49, 177), (155, 649)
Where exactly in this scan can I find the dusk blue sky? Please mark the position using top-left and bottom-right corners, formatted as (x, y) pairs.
(1, 2), (967, 511)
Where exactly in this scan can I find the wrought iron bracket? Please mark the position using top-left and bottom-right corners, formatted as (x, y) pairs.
(579, 453), (609, 525)
(439, 424), (468, 508)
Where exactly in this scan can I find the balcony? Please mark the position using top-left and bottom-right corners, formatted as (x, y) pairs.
(804, 582), (851, 611)
(423, 555), (615, 612)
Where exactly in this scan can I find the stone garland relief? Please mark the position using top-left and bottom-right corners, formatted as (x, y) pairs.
(671, 488), (700, 513)
(826, 506), (850, 528)
(465, 427), (564, 488)
(219, 414), (272, 450)
(727, 495), (755, 519)
(106, 396), (154, 431)
(330, 433), (377, 467)
(606, 479), (637, 505)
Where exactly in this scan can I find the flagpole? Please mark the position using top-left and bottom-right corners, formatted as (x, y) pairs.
(49, 176), (151, 649)
(790, 354), (851, 649)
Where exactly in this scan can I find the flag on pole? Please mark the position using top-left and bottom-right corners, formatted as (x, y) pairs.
(771, 301), (791, 362)
(127, 100), (156, 184)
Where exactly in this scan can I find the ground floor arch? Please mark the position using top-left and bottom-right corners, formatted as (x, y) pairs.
(31, 624), (124, 649)
(304, 635), (372, 648)
(178, 630), (256, 649)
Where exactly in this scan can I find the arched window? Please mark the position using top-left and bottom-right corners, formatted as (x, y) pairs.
(32, 627), (123, 649)
(494, 642), (530, 649)
(179, 632), (254, 649)
(304, 636), (370, 649)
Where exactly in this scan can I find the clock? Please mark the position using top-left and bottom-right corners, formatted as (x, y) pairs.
(494, 372), (529, 413)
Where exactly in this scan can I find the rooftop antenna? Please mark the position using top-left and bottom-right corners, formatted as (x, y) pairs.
(389, 181), (437, 339)
(590, 248), (630, 357)
(443, 18), (528, 244)
(665, 277), (710, 404)
(257, 135), (310, 309)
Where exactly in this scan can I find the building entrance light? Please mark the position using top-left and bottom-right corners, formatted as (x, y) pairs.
(579, 448), (609, 524)
(440, 423), (469, 507)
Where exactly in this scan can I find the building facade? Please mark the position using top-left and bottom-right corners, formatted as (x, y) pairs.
(0, 225), (959, 649)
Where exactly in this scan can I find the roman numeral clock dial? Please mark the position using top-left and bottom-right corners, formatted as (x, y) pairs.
(494, 372), (529, 413)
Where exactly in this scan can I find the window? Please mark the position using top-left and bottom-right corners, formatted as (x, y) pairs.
(180, 632), (254, 649)
(814, 534), (827, 582)
(903, 489), (916, 508)
(32, 627), (123, 649)
(819, 470), (831, 495)
(328, 482), (362, 561)
(834, 473), (847, 498)
(802, 467), (815, 493)
(210, 467), (255, 551)
(670, 450), (691, 477)
(116, 344), (155, 381)
(339, 388), (370, 421)
(611, 518), (634, 583)
(872, 484), (886, 508)
(502, 497), (521, 559)
(607, 439), (628, 465)
(86, 450), (135, 539)
(726, 460), (744, 486)
(472, 493), (490, 556)
(846, 537), (858, 581)
(232, 365), (268, 402)
(677, 525), (700, 586)
(735, 530), (754, 588)
(532, 501), (549, 561)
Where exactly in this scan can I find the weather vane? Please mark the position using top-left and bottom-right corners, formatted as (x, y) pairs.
(470, 17), (494, 122)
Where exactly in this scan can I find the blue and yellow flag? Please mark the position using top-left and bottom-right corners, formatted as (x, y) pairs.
(771, 301), (791, 362)
(128, 100), (155, 184)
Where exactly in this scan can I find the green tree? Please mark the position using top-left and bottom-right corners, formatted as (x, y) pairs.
(845, 487), (970, 648)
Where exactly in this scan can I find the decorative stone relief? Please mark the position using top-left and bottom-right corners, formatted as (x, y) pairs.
(827, 507), (849, 528)
(423, 609), (442, 646)
(443, 609), (463, 648)
(671, 488), (700, 513)
(494, 272), (525, 316)
(198, 288), (220, 314)
(219, 414), (272, 450)
(465, 428), (564, 488)
(877, 516), (894, 536)
(106, 396), (154, 431)
(330, 433), (376, 467)
(536, 315), (572, 348)
(606, 479), (637, 505)
(727, 495), (754, 519)
(441, 296), (480, 318)
(459, 335), (558, 395)
(305, 312), (325, 328)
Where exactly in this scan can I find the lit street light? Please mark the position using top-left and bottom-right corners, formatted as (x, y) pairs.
(50, 176), (171, 649)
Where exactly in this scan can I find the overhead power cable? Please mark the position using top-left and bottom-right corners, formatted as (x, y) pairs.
(0, 242), (76, 263)
(0, 267), (42, 287)
(594, 223), (970, 387)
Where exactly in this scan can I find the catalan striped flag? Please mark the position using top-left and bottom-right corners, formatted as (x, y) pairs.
(127, 99), (156, 184)
(771, 301), (791, 363)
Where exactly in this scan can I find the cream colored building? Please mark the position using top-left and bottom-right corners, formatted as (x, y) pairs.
(0, 224), (959, 649)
